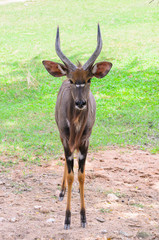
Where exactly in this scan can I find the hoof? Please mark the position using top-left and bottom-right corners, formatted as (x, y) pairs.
(81, 222), (86, 228)
(59, 195), (64, 201)
(64, 223), (70, 230)
(59, 190), (65, 201)
(64, 210), (71, 229)
(80, 208), (86, 228)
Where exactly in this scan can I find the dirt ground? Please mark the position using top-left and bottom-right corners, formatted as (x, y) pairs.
(0, 148), (159, 240)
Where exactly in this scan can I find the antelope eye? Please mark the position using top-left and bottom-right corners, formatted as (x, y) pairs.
(69, 79), (73, 84)
(87, 78), (91, 83)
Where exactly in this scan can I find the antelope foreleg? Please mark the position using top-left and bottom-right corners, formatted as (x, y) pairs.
(64, 170), (74, 229)
(64, 149), (74, 230)
(78, 169), (86, 228)
(78, 142), (88, 228)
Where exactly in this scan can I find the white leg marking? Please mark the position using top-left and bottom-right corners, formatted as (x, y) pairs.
(78, 151), (84, 161)
(68, 154), (74, 161)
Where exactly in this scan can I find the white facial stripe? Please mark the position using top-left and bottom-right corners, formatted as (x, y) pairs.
(75, 105), (86, 111)
(78, 151), (84, 161)
(76, 84), (85, 88)
(68, 154), (74, 161)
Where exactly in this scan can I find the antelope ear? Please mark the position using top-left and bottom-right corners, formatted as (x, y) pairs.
(92, 61), (112, 78)
(42, 60), (67, 77)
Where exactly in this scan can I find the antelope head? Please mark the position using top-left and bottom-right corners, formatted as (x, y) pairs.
(42, 24), (112, 110)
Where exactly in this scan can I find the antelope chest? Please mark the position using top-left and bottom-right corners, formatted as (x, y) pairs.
(75, 122), (82, 132)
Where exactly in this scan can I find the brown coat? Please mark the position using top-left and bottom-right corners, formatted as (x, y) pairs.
(55, 80), (96, 152)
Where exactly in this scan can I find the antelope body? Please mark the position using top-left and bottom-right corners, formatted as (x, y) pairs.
(42, 24), (112, 229)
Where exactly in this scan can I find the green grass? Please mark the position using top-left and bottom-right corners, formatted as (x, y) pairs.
(130, 203), (144, 209)
(0, 0), (159, 163)
(100, 208), (112, 214)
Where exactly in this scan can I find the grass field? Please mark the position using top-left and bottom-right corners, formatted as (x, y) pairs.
(0, 0), (159, 164)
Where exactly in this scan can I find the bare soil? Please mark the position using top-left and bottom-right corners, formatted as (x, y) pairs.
(0, 148), (159, 240)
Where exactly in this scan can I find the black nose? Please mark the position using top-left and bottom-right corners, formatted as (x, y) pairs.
(75, 100), (86, 109)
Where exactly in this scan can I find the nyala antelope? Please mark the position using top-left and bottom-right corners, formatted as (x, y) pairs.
(42, 24), (112, 229)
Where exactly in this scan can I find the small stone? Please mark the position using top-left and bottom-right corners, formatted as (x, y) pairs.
(137, 231), (149, 239)
(128, 199), (136, 205)
(5, 183), (10, 187)
(0, 217), (5, 222)
(0, 193), (8, 198)
(0, 181), (5, 185)
(96, 217), (105, 223)
(50, 207), (55, 212)
(99, 159), (104, 162)
(119, 230), (133, 237)
(17, 213), (23, 217)
(46, 218), (55, 223)
(35, 198), (42, 202)
(101, 230), (108, 234)
(129, 223), (141, 228)
(34, 205), (42, 210)
(9, 217), (17, 223)
(39, 207), (49, 214)
(107, 193), (119, 202)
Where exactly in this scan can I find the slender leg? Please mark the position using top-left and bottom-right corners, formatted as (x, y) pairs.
(78, 141), (88, 228)
(59, 159), (67, 201)
(63, 146), (74, 230)
(65, 169), (74, 229)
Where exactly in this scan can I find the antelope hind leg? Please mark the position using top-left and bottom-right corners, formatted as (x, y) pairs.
(59, 159), (67, 201)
